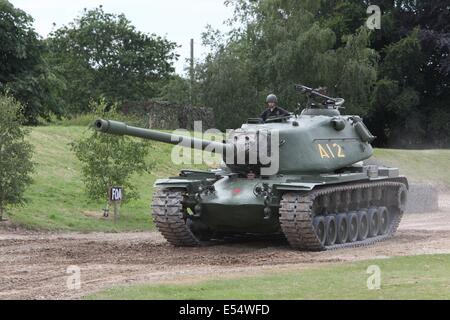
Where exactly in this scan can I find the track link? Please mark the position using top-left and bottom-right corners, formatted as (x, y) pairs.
(151, 189), (201, 247)
(279, 180), (407, 251)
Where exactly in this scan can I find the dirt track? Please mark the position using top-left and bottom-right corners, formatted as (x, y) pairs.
(1, 195), (449, 300)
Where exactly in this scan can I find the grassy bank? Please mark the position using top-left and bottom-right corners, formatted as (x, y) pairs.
(86, 254), (450, 300)
(7, 126), (209, 232)
(373, 149), (450, 188)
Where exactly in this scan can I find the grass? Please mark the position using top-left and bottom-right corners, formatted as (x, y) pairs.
(4, 125), (450, 232)
(373, 149), (450, 188)
(7, 125), (211, 232)
(86, 254), (450, 300)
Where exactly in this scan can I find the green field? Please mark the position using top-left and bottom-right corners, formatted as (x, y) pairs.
(87, 254), (450, 300)
(4, 125), (450, 232)
(7, 125), (210, 232)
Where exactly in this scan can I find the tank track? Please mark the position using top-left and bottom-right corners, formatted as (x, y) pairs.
(151, 189), (202, 247)
(279, 180), (407, 251)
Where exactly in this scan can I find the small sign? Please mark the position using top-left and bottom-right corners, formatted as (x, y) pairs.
(109, 187), (123, 202)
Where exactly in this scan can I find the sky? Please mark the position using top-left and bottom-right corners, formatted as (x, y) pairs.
(9, 0), (234, 75)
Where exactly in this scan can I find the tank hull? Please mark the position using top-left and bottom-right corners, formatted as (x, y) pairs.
(198, 177), (278, 234)
(152, 167), (408, 250)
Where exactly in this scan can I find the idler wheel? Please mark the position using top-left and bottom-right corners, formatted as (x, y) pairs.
(368, 207), (380, 238)
(336, 213), (349, 244)
(357, 210), (369, 241)
(378, 207), (390, 235)
(325, 215), (337, 246)
(313, 216), (326, 246)
(347, 212), (359, 243)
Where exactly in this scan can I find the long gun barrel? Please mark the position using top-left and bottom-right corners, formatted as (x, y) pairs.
(94, 119), (227, 154)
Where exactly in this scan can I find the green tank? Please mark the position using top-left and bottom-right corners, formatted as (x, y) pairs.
(94, 84), (408, 251)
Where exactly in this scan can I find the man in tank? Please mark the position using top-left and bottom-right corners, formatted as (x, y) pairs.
(260, 94), (290, 122)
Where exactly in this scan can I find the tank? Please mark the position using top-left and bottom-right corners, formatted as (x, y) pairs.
(94, 84), (408, 251)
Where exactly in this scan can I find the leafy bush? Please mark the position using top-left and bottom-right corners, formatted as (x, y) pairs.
(71, 99), (153, 204)
(0, 95), (35, 219)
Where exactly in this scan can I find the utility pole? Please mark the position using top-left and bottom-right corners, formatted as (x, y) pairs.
(189, 38), (194, 105)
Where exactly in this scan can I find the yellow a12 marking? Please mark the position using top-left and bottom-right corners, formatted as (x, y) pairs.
(317, 143), (346, 159)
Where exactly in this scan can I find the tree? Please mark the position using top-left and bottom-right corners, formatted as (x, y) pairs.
(197, 40), (260, 130)
(71, 99), (153, 205)
(47, 6), (179, 114)
(317, 0), (450, 147)
(0, 0), (65, 124)
(158, 75), (192, 106)
(196, 0), (450, 147)
(0, 95), (35, 220)
(368, 30), (424, 146)
(197, 0), (378, 129)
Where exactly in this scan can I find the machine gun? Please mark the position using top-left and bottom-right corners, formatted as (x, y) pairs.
(295, 84), (345, 109)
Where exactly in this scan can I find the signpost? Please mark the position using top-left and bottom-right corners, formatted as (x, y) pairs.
(109, 187), (123, 223)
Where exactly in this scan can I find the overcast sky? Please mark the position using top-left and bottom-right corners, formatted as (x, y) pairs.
(9, 0), (234, 75)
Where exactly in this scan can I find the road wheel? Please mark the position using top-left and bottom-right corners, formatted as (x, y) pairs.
(325, 215), (337, 246)
(336, 213), (349, 244)
(313, 216), (326, 246)
(357, 210), (369, 241)
(368, 207), (380, 237)
(347, 212), (359, 243)
(378, 207), (390, 235)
